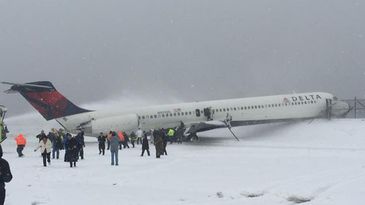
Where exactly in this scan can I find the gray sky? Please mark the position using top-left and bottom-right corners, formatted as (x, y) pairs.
(1, 0), (365, 116)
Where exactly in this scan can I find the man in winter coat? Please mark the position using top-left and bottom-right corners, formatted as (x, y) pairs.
(0, 145), (12, 205)
(66, 135), (79, 168)
(53, 132), (63, 159)
(130, 131), (136, 148)
(48, 130), (62, 159)
(108, 131), (120, 166)
(75, 131), (85, 160)
(97, 132), (106, 155)
(141, 133), (150, 157)
(63, 133), (71, 162)
(153, 129), (164, 158)
(15, 134), (26, 157)
(34, 136), (52, 167)
(122, 132), (130, 149)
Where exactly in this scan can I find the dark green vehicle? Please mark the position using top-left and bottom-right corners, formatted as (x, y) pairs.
(0, 105), (8, 143)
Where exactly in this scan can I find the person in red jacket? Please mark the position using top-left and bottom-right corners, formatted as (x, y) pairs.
(15, 134), (26, 157)
(117, 131), (125, 150)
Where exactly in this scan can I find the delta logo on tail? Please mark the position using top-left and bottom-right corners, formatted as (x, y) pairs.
(2, 81), (91, 120)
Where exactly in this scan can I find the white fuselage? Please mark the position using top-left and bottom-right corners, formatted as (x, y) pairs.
(56, 92), (347, 137)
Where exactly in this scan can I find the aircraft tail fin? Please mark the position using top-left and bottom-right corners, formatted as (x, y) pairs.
(2, 81), (91, 120)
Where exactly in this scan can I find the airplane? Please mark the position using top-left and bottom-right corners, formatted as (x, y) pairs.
(2, 81), (350, 140)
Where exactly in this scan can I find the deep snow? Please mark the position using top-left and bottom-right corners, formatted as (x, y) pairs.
(2, 113), (365, 205)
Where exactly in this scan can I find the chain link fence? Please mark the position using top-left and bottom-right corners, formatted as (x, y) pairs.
(341, 98), (365, 118)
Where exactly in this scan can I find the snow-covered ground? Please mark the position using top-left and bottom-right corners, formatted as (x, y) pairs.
(2, 113), (365, 205)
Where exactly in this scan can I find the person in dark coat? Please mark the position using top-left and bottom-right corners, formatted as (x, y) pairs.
(97, 132), (106, 155)
(53, 132), (63, 159)
(75, 131), (85, 160)
(107, 136), (110, 150)
(66, 135), (79, 168)
(122, 132), (130, 149)
(130, 131), (136, 148)
(48, 130), (62, 159)
(141, 133), (150, 157)
(153, 129), (164, 158)
(0, 145), (12, 205)
(63, 133), (71, 162)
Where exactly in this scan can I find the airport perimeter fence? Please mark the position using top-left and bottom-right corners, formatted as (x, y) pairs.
(341, 98), (365, 119)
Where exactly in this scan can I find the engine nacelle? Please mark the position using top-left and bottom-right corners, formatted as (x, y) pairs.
(91, 114), (139, 136)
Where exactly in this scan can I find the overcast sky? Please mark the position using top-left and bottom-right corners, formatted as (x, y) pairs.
(1, 0), (365, 116)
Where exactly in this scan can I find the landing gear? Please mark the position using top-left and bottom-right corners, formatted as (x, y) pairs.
(185, 133), (199, 142)
(183, 124), (199, 142)
(326, 99), (332, 120)
(224, 113), (239, 141)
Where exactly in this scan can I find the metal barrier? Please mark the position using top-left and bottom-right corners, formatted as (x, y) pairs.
(341, 98), (365, 118)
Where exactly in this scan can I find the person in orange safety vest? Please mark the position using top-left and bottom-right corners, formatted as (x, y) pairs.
(15, 134), (27, 157)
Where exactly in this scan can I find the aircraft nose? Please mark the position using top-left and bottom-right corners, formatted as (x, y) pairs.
(331, 100), (350, 117)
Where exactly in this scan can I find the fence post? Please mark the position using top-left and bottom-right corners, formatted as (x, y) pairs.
(354, 97), (357, 119)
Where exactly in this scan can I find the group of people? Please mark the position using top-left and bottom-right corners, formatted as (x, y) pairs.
(33, 129), (85, 168)
(0, 123), (186, 205)
(97, 127), (177, 161)
(14, 124), (185, 168)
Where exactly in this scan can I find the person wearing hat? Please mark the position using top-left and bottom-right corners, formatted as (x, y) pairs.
(36, 130), (47, 142)
(0, 144), (13, 205)
(97, 132), (106, 155)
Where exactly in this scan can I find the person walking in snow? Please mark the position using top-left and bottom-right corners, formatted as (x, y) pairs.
(130, 131), (136, 148)
(75, 131), (85, 160)
(63, 133), (71, 162)
(15, 133), (26, 157)
(52, 131), (63, 159)
(136, 128), (143, 145)
(162, 129), (168, 156)
(117, 131), (124, 150)
(66, 135), (79, 168)
(141, 133), (150, 157)
(97, 132), (106, 155)
(34, 136), (52, 167)
(122, 132), (130, 149)
(109, 131), (120, 166)
(153, 129), (164, 158)
(36, 130), (46, 142)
